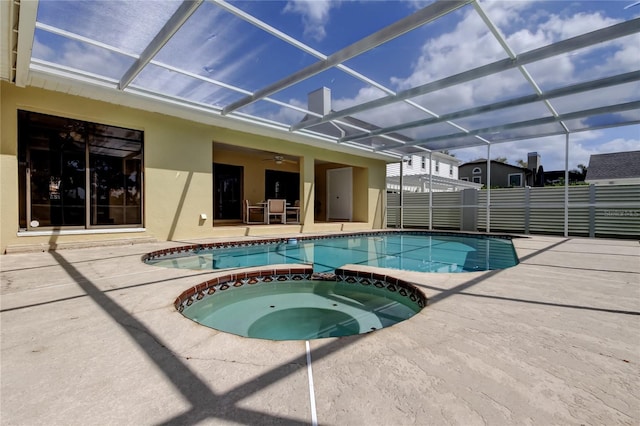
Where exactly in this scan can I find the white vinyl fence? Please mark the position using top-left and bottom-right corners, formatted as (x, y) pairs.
(387, 184), (640, 238)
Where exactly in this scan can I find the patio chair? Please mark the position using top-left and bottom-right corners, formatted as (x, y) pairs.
(266, 199), (286, 224)
(244, 199), (265, 224)
(286, 200), (300, 224)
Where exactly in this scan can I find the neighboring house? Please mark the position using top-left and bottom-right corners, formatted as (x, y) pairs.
(386, 152), (481, 192)
(459, 160), (533, 188)
(303, 88), (479, 193)
(585, 150), (640, 185)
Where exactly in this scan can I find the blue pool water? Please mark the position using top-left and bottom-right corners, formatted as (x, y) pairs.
(147, 232), (519, 273)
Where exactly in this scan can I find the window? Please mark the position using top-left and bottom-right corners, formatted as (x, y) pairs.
(407, 157), (413, 167)
(18, 111), (143, 230)
(472, 167), (482, 174)
(508, 173), (523, 187)
(265, 170), (300, 205)
(421, 156), (426, 169)
(435, 160), (439, 172)
(472, 176), (481, 184)
(461, 177), (469, 181)
(449, 167), (453, 176)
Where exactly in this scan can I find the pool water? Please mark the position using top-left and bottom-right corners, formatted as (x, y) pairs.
(182, 280), (420, 340)
(147, 233), (518, 273)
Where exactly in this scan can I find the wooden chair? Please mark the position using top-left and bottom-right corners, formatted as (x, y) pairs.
(286, 200), (300, 224)
(266, 199), (286, 224)
(244, 199), (264, 224)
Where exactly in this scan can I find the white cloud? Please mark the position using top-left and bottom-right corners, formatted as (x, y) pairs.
(31, 37), (56, 61)
(332, 86), (387, 111)
(333, 86), (432, 130)
(36, 1), (265, 99)
(539, 11), (619, 41)
(39, 1), (181, 55)
(283, 0), (339, 41)
(263, 98), (307, 125)
(32, 36), (131, 79)
(591, 136), (640, 154)
(401, 0), (437, 11)
(478, 0), (536, 27)
(322, 1), (635, 159)
(387, 1), (631, 109)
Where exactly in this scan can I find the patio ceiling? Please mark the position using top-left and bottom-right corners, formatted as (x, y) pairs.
(2, 0), (639, 161)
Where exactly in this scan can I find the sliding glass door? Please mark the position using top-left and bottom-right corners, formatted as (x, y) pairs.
(28, 141), (86, 227)
(18, 111), (143, 230)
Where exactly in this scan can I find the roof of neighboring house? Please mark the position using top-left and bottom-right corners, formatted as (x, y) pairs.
(585, 151), (640, 181)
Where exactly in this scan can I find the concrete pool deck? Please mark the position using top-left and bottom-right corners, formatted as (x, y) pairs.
(1, 233), (638, 425)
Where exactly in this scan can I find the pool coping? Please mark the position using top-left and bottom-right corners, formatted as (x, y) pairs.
(144, 228), (518, 263)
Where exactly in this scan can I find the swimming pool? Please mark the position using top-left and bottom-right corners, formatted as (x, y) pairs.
(146, 231), (519, 273)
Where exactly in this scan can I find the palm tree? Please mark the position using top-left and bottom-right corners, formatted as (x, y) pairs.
(570, 164), (588, 181)
(577, 164), (587, 180)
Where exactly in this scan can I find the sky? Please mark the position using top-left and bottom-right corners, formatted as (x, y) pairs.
(32, 0), (640, 171)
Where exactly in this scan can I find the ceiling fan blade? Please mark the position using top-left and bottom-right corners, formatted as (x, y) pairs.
(260, 154), (298, 165)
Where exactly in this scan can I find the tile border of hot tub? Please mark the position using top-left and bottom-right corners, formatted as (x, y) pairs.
(173, 266), (314, 313)
(173, 266), (428, 314)
(334, 268), (427, 309)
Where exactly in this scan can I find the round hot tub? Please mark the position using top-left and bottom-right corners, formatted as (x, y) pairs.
(174, 267), (426, 341)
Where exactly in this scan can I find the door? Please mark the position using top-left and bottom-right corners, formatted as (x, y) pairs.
(327, 167), (352, 221)
(29, 143), (86, 227)
(213, 163), (243, 220)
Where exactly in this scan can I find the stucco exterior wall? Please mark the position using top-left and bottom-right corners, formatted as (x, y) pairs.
(0, 82), (387, 253)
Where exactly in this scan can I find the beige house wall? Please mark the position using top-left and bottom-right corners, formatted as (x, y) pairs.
(0, 82), (387, 253)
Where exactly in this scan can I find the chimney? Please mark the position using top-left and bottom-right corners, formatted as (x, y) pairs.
(308, 87), (332, 116)
(527, 152), (540, 172)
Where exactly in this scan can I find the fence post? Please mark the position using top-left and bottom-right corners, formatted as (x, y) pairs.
(524, 186), (530, 234)
(461, 189), (478, 231)
(399, 160), (404, 229)
(589, 184), (596, 238)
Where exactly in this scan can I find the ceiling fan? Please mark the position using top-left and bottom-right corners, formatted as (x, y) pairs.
(262, 154), (298, 165)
